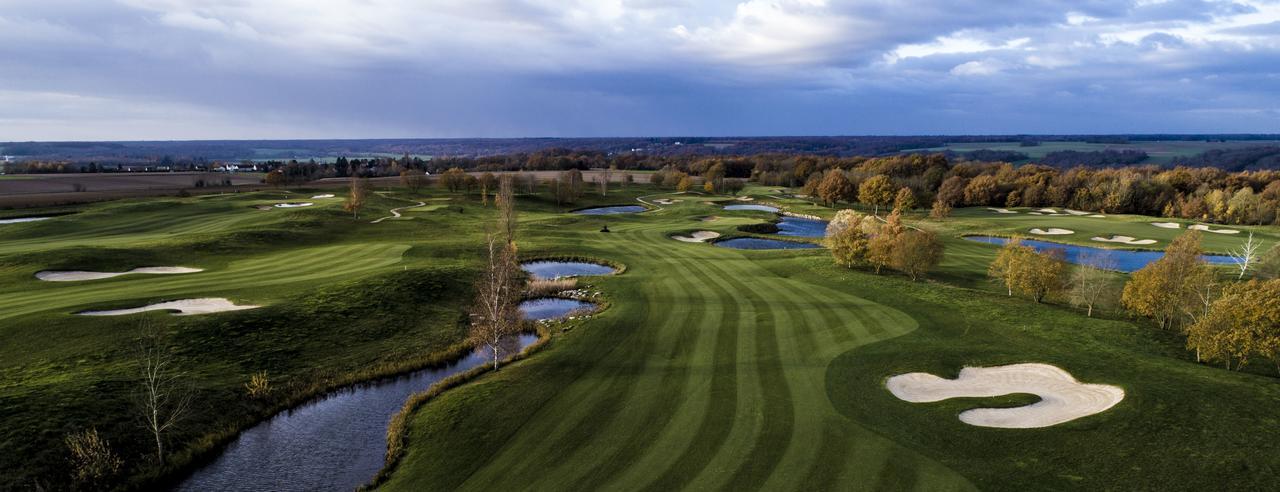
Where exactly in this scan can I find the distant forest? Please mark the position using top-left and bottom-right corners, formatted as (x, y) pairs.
(4, 134), (1280, 168)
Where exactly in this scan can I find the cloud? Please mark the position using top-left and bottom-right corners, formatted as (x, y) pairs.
(0, 0), (1278, 140)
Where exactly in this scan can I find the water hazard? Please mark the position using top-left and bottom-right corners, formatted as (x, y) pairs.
(521, 261), (616, 280)
(714, 238), (821, 250)
(964, 236), (1234, 272)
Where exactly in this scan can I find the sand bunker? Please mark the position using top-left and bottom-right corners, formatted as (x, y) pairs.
(274, 202), (314, 208)
(654, 198), (682, 205)
(1030, 228), (1073, 235)
(1092, 235), (1157, 245)
(0, 217), (51, 224)
(987, 208), (1018, 214)
(1088, 214), (1106, 218)
(1065, 209), (1091, 216)
(736, 196), (755, 201)
(1035, 208), (1059, 214)
(79, 298), (259, 316)
(1189, 224), (1241, 234)
(311, 194), (335, 199)
(1151, 222), (1181, 229)
(886, 363), (1124, 428)
(672, 231), (721, 243)
(36, 267), (203, 282)
(700, 215), (720, 222)
(1028, 212), (1043, 215)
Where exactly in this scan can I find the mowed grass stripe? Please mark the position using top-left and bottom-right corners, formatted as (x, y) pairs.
(543, 234), (725, 487)
(460, 240), (686, 489)
(601, 236), (753, 490)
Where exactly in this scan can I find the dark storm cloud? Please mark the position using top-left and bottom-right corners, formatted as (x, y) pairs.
(1, 0), (1278, 140)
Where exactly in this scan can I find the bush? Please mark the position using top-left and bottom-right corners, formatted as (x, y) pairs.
(245, 371), (271, 399)
(65, 428), (123, 484)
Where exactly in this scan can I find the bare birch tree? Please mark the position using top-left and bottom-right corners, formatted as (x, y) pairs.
(134, 322), (193, 464)
(1070, 252), (1119, 317)
(470, 234), (523, 370)
(1229, 232), (1263, 279)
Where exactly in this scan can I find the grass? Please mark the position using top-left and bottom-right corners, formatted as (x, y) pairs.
(378, 188), (1280, 490)
(4, 182), (1279, 490)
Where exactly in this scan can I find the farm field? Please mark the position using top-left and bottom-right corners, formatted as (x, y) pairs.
(2, 182), (1278, 490)
(903, 140), (1280, 164)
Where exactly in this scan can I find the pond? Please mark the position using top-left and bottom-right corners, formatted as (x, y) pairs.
(723, 204), (780, 213)
(964, 236), (1234, 272)
(0, 216), (51, 224)
(715, 238), (821, 250)
(574, 205), (646, 215)
(521, 261), (617, 280)
(775, 217), (828, 238)
(518, 298), (597, 320)
(175, 332), (538, 492)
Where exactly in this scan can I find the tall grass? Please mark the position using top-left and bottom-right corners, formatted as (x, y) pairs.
(525, 278), (577, 297)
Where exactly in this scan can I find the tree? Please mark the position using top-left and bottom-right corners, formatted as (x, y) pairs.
(600, 166), (614, 196)
(858, 174), (895, 215)
(344, 176), (368, 219)
(676, 175), (695, 192)
(439, 167), (468, 192)
(963, 175), (1000, 206)
(1070, 252), (1119, 317)
(1122, 231), (1213, 329)
(891, 230), (944, 281)
(929, 199), (953, 219)
(893, 187), (917, 211)
(1185, 279), (1280, 371)
(704, 162), (726, 193)
(497, 175), (517, 245)
(479, 172), (497, 206)
(989, 238), (1029, 296)
(134, 322), (192, 464)
(867, 210), (904, 274)
(470, 233), (523, 370)
(825, 210), (869, 268)
(264, 169), (286, 188)
(1015, 248), (1068, 303)
(400, 169), (428, 192)
(816, 169), (855, 207)
(1260, 243), (1280, 279)
(1228, 232), (1263, 279)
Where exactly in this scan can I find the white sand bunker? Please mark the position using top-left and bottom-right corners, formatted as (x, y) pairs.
(700, 215), (720, 222)
(736, 196), (755, 201)
(79, 298), (259, 316)
(1027, 212), (1043, 215)
(36, 267), (203, 282)
(987, 208), (1018, 214)
(274, 202), (314, 208)
(1035, 208), (1059, 214)
(311, 194), (335, 199)
(886, 363), (1124, 428)
(1151, 222), (1181, 229)
(1190, 224), (1241, 234)
(1088, 214), (1106, 218)
(1030, 228), (1073, 235)
(654, 198), (682, 205)
(0, 216), (52, 224)
(1065, 209), (1091, 216)
(1092, 235), (1157, 245)
(672, 231), (721, 243)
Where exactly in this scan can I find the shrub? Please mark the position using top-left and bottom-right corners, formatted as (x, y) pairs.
(526, 278), (577, 297)
(64, 428), (123, 483)
(245, 371), (271, 399)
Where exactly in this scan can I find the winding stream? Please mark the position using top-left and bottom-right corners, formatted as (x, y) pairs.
(173, 296), (592, 491)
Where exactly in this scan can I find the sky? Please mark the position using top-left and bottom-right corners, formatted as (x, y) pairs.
(2, 0), (1279, 140)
